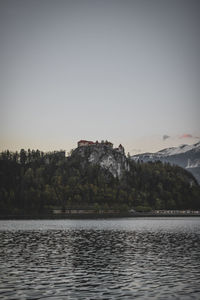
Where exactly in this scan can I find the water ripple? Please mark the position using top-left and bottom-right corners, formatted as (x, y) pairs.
(0, 218), (200, 299)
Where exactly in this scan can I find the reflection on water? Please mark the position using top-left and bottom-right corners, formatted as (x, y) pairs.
(0, 218), (200, 299)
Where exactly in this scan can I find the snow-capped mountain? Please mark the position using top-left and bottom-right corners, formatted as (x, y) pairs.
(132, 142), (200, 183)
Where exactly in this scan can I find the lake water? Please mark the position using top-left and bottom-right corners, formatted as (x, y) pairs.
(0, 218), (200, 299)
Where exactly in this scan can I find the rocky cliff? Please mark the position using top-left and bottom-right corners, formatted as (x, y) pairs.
(72, 144), (130, 178)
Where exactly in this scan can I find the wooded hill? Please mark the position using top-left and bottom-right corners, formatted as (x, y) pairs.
(0, 149), (200, 216)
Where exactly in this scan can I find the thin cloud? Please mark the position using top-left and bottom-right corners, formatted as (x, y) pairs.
(179, 134), (193, 139)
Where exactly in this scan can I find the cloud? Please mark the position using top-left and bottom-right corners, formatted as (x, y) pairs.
(179, 134), (193, 139)
(163, 135), (170, 140)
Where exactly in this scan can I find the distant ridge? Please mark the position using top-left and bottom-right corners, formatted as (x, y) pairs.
(131, 142), (200, 183)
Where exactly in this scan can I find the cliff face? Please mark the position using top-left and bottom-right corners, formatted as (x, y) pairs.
(72, 144), (130, 178)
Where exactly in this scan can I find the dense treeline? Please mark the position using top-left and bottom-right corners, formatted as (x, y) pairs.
(0, 149), (199, 215)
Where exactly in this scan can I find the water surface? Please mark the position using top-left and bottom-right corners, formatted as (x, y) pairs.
(0, 218), (200, 299)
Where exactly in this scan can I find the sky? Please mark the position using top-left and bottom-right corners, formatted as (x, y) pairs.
(1, 0), (200, 155)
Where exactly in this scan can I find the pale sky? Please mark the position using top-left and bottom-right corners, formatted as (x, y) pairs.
(1, 0), (200, 155)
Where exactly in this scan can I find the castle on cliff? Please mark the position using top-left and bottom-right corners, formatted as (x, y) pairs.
(77, 140), (125, 154)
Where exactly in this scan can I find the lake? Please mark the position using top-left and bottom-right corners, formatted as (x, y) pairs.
(0, 218), (200, 299)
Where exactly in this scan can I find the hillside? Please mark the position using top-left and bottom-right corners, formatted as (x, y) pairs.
(132, 142), (200, 183)
(0, 147), (200, 216)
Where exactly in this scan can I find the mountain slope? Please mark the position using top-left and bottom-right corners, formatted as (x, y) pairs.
(132, 142), (200, 183)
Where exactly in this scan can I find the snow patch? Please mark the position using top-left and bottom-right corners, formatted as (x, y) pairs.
(132, 142), (200, 159)
(186, 159), (200, 169)
(157, 142), (200, 156)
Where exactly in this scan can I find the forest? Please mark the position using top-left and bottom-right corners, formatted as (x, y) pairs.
(0, 149), (200, 216)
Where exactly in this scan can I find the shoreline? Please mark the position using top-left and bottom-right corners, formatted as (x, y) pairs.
(1, 213), (200, 220)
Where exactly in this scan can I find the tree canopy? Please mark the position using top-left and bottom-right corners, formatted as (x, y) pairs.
(0, 149), (199, 215)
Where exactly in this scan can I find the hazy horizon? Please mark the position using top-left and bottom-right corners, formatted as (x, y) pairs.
(1, 0), (200, 155)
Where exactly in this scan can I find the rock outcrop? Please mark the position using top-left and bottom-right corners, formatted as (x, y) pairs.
(72, 143), (129, 178)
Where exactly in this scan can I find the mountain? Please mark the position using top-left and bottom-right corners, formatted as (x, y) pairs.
(71, 143), (130, 178)
(131, 142), (200, 183)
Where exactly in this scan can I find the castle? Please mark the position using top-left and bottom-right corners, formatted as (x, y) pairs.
(77, 140), (125, 154)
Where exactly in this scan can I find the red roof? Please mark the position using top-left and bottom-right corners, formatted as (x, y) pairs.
(78, 140), (94, 144)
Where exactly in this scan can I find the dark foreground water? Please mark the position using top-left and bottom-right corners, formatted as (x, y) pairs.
(0, 218), (200, 300)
